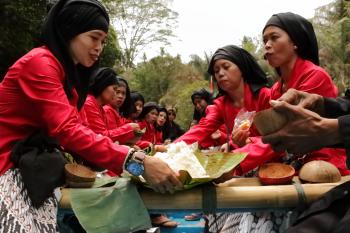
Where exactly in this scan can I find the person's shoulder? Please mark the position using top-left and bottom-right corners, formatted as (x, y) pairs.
(22, 47), (64, 76)
(213, 95), (225, 105)
(299, 59), (330, 77)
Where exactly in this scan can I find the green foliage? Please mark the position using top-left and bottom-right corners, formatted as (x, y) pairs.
(99, 27), (123, 68)
(313, 0), (350, 94)
(0, 0), (46, 79)
(102, 0), (178, 68)
(129, 54), (183, 102)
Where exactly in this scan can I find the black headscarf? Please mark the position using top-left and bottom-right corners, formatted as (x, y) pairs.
(262, 12), (319, 66)
(41, 0), (109, 109)
(139, 102), (159, 120)
(208, 45), (268, 96)
(89, 67), (117, 97)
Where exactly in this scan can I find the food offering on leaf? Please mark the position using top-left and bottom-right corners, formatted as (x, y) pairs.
(233, 109), (255, 132)
(154, 141), (208, 178)
(145, 141), (247, 189)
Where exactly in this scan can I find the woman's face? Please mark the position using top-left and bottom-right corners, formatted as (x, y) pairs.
(157, 111), (167, 126)
(134, 100), (144, 117)
(263, 26), (297, 68)
(100, 85), (117, 106)
(146, 109), (159, 124)
(193, 97), (208, 113)
(213, 59), (243, 93)
(69, 30), (107, 67)
(114, 85), (126, 108)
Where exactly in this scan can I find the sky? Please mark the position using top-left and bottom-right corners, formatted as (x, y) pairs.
(141, 0), (334, 63)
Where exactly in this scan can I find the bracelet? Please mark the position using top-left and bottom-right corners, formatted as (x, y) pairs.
(123, 148), (136, 170)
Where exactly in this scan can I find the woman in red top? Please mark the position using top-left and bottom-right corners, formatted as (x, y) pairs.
(210, 12), (349, 233)
(190, 88), (227, 149)
(136, 102), (163, 150)
(176, 45), (270, 153)
(0, 0), (181, 231)
(104, 77), (133, 128)
(84, 68), (139, 145)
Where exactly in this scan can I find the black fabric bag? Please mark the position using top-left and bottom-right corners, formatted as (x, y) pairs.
(11, 132), (66, 208)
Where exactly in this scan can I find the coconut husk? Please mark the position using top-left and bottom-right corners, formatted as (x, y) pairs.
(253, 108), (288, 135)
(65, 164), (96, 183)
(299, 160), (341, 183)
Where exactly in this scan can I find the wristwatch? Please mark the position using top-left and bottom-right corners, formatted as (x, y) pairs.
(125, 150), (146, 176)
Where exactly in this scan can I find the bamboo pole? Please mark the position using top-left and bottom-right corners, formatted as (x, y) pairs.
(59, 176), (350, 210)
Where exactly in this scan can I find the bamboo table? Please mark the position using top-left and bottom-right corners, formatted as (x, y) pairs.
(60, 176), (350, 213)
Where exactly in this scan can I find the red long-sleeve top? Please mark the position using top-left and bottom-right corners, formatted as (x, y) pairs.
(0, 47), (129, 176)
(266, 58), (349, 175)
(83, 96), (135, 144)
(176, 83), (271, 148)
(236, 58), (348, 175)
(136, 120), (163, 149)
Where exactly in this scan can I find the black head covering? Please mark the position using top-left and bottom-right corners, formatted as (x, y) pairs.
(191, 88), (213, 105)
(208, 45), (268, 96)
(89, 67), (117, 97)
(116, 77), (133, 117)
(139, 102), (159, 120)
(262, 12), (319, 65)
(41, 0), (109, 109)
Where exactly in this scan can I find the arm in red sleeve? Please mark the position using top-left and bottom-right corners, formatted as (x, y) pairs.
(18, 53), (129, 174)
(84, 96), (135, 144)
(176, 104), (224, 145)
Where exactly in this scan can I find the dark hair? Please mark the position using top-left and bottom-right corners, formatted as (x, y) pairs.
(115, 77), (132, 117)
(191, 88), (213, 122)
(139, 102), (159, 120)
(89, 67), (117, 97)
(41, 0), (109, 110)
(125, 91), (145, 118)
(208, 45), (268, 96)
(155, 106), (168, 131)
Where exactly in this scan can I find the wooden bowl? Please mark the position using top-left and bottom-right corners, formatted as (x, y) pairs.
(65, 164), (96, 183)
(66, 180), (95, 188)
(258, 163), (295, 185)
(299, 160), (341, 183)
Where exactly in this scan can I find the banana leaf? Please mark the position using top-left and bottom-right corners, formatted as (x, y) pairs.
(136, 150), (247, 190)
(178, 151), (247, 189)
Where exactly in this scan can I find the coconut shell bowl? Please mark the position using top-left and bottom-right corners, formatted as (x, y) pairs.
(64, 164), (97, 188)
(258, 163), (295, 185)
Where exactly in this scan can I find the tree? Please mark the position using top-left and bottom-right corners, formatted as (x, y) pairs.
(0, 0), (46, 80)
(99, 27), (123, 69)
(102, 0), (178, 69)
(313, 0), (350, 94)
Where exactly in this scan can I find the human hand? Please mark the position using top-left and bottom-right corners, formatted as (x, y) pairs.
(273, 88), (325, 115)
(143, 156), (183, 194)
(220, 143), (229, 152)
(154, 145), (167, 152)
(231, 128), (250, 147)
(262, 101), (341, 154)
(129, 123), (141, 132)
(211, 130), (221, 140)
